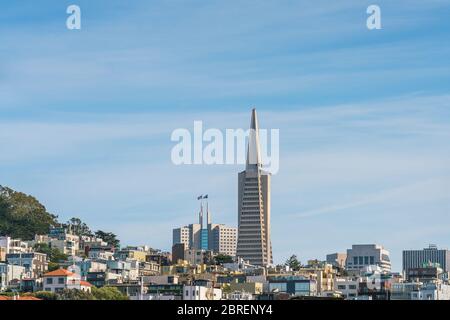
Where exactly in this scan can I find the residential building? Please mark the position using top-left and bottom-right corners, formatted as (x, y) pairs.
(334, 278), (358, 299)
(184, 249), (213, 265)
(236, 109), (272, 266)
(116, 247), (148, 262)
(411, 282), (450, 300)
(183, 285), (222, 300)
(106, 260), (139, 281)
(0, 263), (26, 291)
(6, 252), (48, 277)
(144, 275), (179, 285)
(43, 269), (92, 293)
(229, 281), (263, 295)
(402, 245), (450, 274)
(345, 244), (391, 273)
(74, 259), (107, 277)
(48, 227), (80, 255)
(139, 261), (160, 276)
(86, 271), (121, 287)
(0, 236), (30, 254)
(147, 284), (183, 300)
(268, 276), (317, 297)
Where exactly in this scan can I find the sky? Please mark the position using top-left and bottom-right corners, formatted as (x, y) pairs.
(1, 0), (450, 271)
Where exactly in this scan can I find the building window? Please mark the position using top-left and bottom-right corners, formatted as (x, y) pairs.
(353, 257), (358, 265)
(364, 256), (369, 265)
(359, 256), (364, 265)
(295, 282), (310, 293)
(337, 285), (346, 290)
(46, 278), (53, 284)
(370, 256), (375, 264)
(269, 283), (287, 292)
(58, 277), (65, 284)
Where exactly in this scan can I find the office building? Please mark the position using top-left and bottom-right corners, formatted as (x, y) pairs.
(345, 244), (391, 273)
(402, 245), (450, 274)
(236, 109), (272, 266)
(172, 201), (237, 256)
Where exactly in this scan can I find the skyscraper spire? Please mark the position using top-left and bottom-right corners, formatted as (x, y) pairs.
(246, 108), (262, 171)
(237, 108), (273, 267)
(206, 201), (211, 225)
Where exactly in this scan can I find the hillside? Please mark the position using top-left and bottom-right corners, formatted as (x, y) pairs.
(0, 185), (59, 240)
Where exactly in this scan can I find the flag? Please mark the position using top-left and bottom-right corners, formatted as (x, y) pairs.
(203, 195), (208, 199)
(197, 195), (203, 200)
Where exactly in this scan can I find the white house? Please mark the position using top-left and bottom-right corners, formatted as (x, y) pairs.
(43, 268), (92, 293)
(183, 285), (222, 300)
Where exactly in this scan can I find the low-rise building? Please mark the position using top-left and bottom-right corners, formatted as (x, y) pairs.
(43, 269), (92, 293)
(183, 285), (222, 300)
(268, 276), (317, 297)
(229, 281), (263, 295)
(334, 278), (358, 299)
(6, 252), (48, 277)
(0, 263), (26, 291)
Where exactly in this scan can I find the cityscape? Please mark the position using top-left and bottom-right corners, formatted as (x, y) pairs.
(1, 1), (449, 309)
(1, 110), (450, 301)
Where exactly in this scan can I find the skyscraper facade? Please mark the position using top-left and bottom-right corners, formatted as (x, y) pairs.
(403, 245), (450, 273)
(236, 109), (273, 266)
(172, 202), (237, 256)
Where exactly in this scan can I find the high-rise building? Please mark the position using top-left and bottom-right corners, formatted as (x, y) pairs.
(403, 245), (450, 274)
(236, 109), (273, 266)
(345, 244), (391, 273)
(172, 201), (237, 256)
(210, 225), (238, 257)
(172, 227), (190, 248)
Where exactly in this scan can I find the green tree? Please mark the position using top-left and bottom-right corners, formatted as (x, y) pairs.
(94, 230), (120, 248)
(285, 255), (302, 271)
(0, 186), (58, 240)
(91, 286), (129, 300)
(66, 217), (92, 236)
(57, 289), (95, 300)
(33, 243), (68, 263)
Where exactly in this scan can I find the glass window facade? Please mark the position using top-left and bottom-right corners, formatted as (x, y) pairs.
(269, 283), (287, 292)
(201, 229), (208, 250)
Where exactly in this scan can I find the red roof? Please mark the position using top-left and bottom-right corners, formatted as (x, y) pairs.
(43, 268), (75, 277)
(0, 296), (42, 300)
(80, 281), (92, 287)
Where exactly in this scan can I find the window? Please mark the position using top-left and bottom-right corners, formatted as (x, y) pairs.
(359, 256), (364, 265)
(349, 285), (357, 290)
(370, 256), (375, 264)
(337, 285), (346, 290)
(364, 256), (369, 265)
(46, 278), (53, 284)
(295, 282), (310, 293)
(269, 283), (287, 292)
(353, 257), (358, 265)
(58, 277), (64, 284)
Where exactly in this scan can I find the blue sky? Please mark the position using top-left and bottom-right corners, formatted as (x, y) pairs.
(1, 1), (450, 270)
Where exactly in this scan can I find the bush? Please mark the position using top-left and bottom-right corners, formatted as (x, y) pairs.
(91, 286), (129, 300)
(34, 291), (58, 300)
